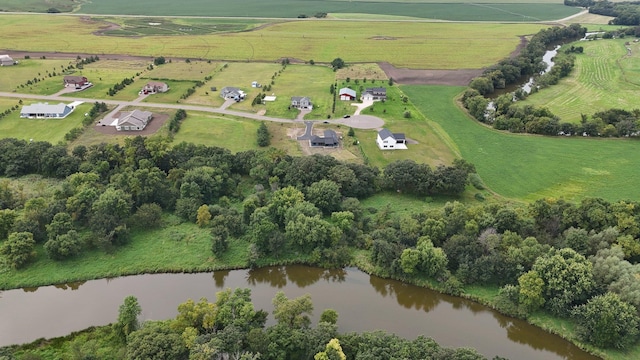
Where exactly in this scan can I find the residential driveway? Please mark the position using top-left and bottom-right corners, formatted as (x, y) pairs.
(97, 103), (126, 126)
(220, 98), (236, 110)
(296, 121), (314, 140)
(337, 115), (384, 129)
(296, 109), (311, 121)
(352, 99), (375, 115)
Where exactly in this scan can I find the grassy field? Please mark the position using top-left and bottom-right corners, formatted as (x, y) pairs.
(0, 102), (92, 143)
(0, 215), (251, 290)
(0, 59), (74, 93)
(76, 0), (578, 21)
(0, 15), (546, 69)
(144, 60), (219, 81)
(0, 0), (76, 12)
(403, 85), (640, 202)
(521, 39), (640, 123)
(96, 17), (265, 37)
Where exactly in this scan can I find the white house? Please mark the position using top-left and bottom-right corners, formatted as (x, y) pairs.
(142, 81), (169, 94)
(20, 102), (74, 119)
(291, 96), (312, 110)
(376, 128), (407, 150)
(0, 55), (15, 66)
(116, 110), (153, 131)
(361, 87), (387, 101)
(220, 87), (246, 101)
(339, 87), (356, 101)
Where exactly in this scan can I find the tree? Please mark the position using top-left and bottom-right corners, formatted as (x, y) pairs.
(0, 232), (36, 269)
(90, 188), (133, 240)
(126, 322), (187, 360)
(315, 338), (346, 360)
(331, 58), (345, 71)
(196, 204), (211, 227)
(0, 209), (17, 240)
(518, 270), (545, 313)
(269, 186), (305, 226)
(400, 237), (448, 277)
(257, 122), (270, 147)
(153, 56), (166, 65)
(272, 291), (314, 329)
(44, 230), (82, 260)
(306, 180), (342, 215)
(45, 212), (74, 241)
(114, 295), (142, 342)
(573, 292), (640, 349)
(320, 309), (339, 325)
(131, 203), (163, 229)
(174, 298), (216, 333)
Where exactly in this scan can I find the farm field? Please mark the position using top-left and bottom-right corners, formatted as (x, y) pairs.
(96, 17), (266, 37)
(0, 102), (93, 143)
(76, 0), (578, 21)
(521, 39), (640, 123)
(0, 15), (547, 69)
(403, 85), (640, 202)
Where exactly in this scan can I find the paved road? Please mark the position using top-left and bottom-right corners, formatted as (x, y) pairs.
(0, 91), (385, 129)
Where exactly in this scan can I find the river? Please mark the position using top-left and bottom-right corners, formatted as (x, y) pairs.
(0, 266), (598, 359)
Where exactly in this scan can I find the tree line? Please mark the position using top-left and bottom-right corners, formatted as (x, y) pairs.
(9, 289), (499, 359)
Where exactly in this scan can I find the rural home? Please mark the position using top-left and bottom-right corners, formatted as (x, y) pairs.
(20, 102), (75, 119)
(116, 109), (153, 131)
(339, 88), (356, 101)
(361, 87), (387, 101)
(376, 128), (407, 150)
(0, 55), (15, 66)
(63, 75), (89, 88)
(142, 81), (169, 94)
(220, 87), (246, 101)
(309, 129), (339, 148)
(291, 96), (313, 110)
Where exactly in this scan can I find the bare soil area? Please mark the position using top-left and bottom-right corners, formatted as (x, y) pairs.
(93, 112), (169, 136)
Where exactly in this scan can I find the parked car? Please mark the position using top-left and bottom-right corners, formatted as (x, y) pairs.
(343, 115), (351, 118)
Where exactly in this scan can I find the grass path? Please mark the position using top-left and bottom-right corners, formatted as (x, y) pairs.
(402, 85), (640, 202)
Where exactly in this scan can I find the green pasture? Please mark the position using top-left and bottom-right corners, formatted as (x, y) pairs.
(0, 215), (251, 290)
(144, 60), (219, 81)
(0, 59), (73, 92)
(0, 15), (546, 69)
(0, 102), (92, 143)
(403, 85), (640, 202)
(77, 0), (577, 21)
(142, 81), (198, 104)
(60, 60), (149, 101)
(521, 39), (640, 123)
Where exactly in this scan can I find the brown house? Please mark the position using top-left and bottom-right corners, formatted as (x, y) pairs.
(142, 81), (169, 94)
(63, 76), (89, 87)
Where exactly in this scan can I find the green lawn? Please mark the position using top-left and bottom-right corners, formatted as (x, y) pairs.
(0, 59), (72, 92)
(0, 215), (250, 290)
(61, 60), (150, 101)
(172, 112), (262, 152)
(144, 60), (219, 81)
(403, 85), (640, 202)
(143, 80), (198, 104)
(521, 39), (640, 123)
(0, 102), (93, 143)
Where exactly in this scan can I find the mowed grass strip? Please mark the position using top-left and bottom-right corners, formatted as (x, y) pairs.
(76, 0), (577, 21)
(0, 15), (546, 69)
(402, 85), (640, 202)
(520, 39), (640, 123)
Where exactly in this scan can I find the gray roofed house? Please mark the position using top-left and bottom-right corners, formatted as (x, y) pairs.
(291, 96), (313, 110)
(361, 87), (387, 101)
(20, 102), (74, 119)
(0, 55), (15, 66)
(220, 87), (246, 101)
(376, 128), (407, 150)
(116, 109), (153, 131)
(310, 129), (339, 147)
(142, 81), (169, 94)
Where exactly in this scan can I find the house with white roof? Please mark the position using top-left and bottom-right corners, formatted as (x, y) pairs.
(339, 87), (356, 101)
(20, 102), (74, 119)
(376, 128), (407, 150)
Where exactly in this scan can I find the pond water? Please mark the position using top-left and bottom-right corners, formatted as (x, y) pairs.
(0, 266), (598, 359)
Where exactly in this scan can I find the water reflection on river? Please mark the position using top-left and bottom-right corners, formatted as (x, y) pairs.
(0, 266), (598, 359)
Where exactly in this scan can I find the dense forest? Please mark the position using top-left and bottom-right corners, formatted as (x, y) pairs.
(1, 134), (640, 358)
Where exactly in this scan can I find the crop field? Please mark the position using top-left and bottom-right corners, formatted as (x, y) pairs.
(0, 0), (76, 12)
(0, 102), (93, 143)
(521, 39), (640, 123)
(0, 59), (74, 92)
(0, 15), (546, 69)
(96, 17), (265, 37)
(403, 85), (640, 202)
(76, 0), (578, 21)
